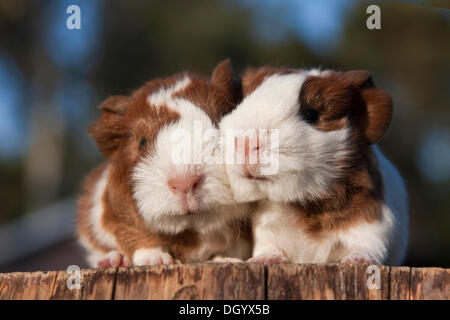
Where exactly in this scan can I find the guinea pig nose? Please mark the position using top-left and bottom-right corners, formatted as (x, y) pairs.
(168, 175), (201, 196)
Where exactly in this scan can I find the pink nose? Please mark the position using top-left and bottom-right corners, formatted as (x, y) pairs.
(168, 175), (201, 196)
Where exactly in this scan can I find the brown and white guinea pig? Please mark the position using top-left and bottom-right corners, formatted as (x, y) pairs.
(77, 60), (253, 268)
(219, 67), (409, 265)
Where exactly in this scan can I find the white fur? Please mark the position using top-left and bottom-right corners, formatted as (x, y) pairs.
(133, 221), (250, 265)
(79, 166), (120, 267)
(133, 248), (174, 266)
(221, 69), (409, 265)
(147, 76), (191, 109)
(133, 76), (249, 235)
(220, 71), (349, 204)
(78, 236), (104, 267)
(82, 74), (251, 266)
(86, 253), (104, 268)
(250, 147), (408, 265)
(210, 256), (243, 263)
(88, 166), (118, 249)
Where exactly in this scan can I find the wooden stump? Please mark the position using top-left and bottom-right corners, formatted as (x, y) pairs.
(0, 263), (448, 300)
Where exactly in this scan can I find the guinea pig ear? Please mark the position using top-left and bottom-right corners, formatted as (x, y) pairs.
(211, 59), (242, 112)
(211, 59), (234, 90)
(343, 70), (393, 144)
(99, 95), (130, 115)
(88, 95), (132, 158)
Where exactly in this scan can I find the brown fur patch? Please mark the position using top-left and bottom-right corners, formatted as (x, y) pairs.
(174, 75), (236, 124)
(293, 144), (384, 235)
(239, 67), (391, 235)
(133, 59), (242, 124)
(78, 61), (247, 264)
(299, 70), (393, 143)
(281, 70), (393, 235)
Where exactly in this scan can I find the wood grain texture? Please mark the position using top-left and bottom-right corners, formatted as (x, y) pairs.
(0, 271), (58, 299)
(50, 268), (117, 300)
(389, 267), (411, 300)
(266, 263), (390, 300)
(409, 267), (450, 300)
(0, 264), (448, 300)
(114, 263), (265, 300)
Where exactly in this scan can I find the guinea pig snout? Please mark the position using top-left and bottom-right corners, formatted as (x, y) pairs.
(167, 175), (201, 196)
(235, 133), (274, 180)
(234, 134), (263, 162)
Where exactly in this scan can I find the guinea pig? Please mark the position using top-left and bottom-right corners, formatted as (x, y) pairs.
(77, 60), (253, 268)
(219, 67), (409, 265)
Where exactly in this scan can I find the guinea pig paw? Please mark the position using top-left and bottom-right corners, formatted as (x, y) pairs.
(132, 248), (174, 266)
(248, 253), (290, 264)
(97, 250), (125, 268)
(341, 253), (378, 265)
(209, 256), (243, 263)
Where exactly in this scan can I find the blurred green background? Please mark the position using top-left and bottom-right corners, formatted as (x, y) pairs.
(0, 0), (449, 268)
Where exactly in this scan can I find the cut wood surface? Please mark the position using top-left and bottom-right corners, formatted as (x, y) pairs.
(0, 263), (448, 300)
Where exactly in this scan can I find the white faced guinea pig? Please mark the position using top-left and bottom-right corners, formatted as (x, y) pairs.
(220, 67), (409, 265)
(77, 60), (253, 267)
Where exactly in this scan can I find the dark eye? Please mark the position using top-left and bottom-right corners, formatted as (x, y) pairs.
(139, 137), (147, 150)
(302, 109), (319, 124)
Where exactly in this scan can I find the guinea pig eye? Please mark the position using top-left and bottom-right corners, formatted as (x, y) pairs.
(138, 137), (147, 150)
(302, 109), (319, 124)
